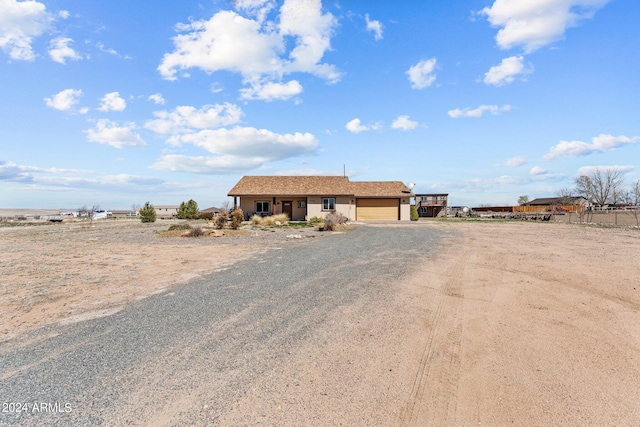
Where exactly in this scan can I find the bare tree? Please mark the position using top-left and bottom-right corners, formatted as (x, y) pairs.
(574, 167), (625, 208)
(555, 187), (575, 222)
(623, 179), (640, 227)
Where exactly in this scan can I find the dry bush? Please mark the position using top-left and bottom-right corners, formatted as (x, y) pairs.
(250, 213), (289, 227)
(168, 223), (192, 231)
(230, 209), (244, 230)
(250, 214), (262, 225)
(186, 226), (206, 237)
(215, 213), (228, 229)
(323, 212), (348, 231)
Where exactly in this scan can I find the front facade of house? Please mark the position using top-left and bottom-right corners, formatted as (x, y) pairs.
(154, 205), (179, 219)
(228, 176), (413, 221)
(415, 193), (448, 217)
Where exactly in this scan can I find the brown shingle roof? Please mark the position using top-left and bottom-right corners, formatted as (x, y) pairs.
(228, 176), (413, 198)
(228, 176), (352, 196)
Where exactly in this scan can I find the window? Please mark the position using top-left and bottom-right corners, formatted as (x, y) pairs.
(298, 201), (306, 208)
(256, 201), (270, 215)
(322, 198), (335, 211)
(421, 196), (427, 201)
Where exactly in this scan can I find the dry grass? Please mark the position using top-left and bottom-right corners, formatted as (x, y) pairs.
(250, 214), (289, 226)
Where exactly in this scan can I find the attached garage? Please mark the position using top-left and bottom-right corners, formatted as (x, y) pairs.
(356, 198), (399, 220)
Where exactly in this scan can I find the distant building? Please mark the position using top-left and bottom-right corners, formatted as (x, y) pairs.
(154, 205), (179, 219)
(415, 193), (448, 217)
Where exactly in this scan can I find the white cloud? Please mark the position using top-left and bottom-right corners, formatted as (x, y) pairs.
(365, 14), (383, 41)
(575, 165), (635, 177)
(98, 92), (126, 112)
(85, 119), (147, 149)
(481, 0), (610, 53)
(275, 168), (343, 176)
(346, 118), (369, 133)
(484, 56), (532, 86)
(157, 0), (340, 100)
(448, 104), (511, 118)
(544, 134), (640, 160)
(174, 126), (317, 159)
(48, 37), (81, 64)
(391, 115), (418, 131)
(239, 80), (303, 101)
(145, 103), (243, 135)
(407, 58), (437, 89)
(151, 154), (265, 174)
(148, 93), (166, 105)
(44, 88), (84, 112)
(529, 166), (548, 176)
(494, 155), (527, 167)
(0, 0), (52, 60)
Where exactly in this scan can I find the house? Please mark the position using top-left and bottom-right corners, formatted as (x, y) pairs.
(154, 205), (179, 219)
(228, 176), (414, 221)
(201, 206), (223, 217)
(415, 193), (448, 217)
(526, 196), (589, 207)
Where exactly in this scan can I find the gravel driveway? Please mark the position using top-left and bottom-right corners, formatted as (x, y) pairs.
(0, 223), (448, 426)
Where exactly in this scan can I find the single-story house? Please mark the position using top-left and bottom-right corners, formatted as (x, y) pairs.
(201, 206), (223, 217)
(526, 196), (590, 207)
(228, 176), (414, 221)
(154, 205), (179, 219)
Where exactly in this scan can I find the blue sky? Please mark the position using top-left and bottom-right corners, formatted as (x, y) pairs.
(1, 0), (638, 209)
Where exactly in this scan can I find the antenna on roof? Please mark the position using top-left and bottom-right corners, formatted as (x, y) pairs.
(343, 164), (346, 177)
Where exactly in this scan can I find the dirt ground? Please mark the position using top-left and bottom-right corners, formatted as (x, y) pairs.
(2, 219), (639, 426)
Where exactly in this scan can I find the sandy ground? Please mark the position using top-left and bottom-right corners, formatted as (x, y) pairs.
(2, 219), (639, 426)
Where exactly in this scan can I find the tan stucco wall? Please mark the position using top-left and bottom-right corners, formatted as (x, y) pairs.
(400, 198), (411, 221)
(237, 197), (309, 221)
(306, 196), (355, 220)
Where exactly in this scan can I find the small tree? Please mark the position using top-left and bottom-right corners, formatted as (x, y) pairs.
(517, 195), (529, 205)
(410, 205), (419, 221)
(139, 201), (156, 223)
(177, 199), (199, 219)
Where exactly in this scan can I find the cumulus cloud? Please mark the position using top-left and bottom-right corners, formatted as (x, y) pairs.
(157, 0), (340, 101)
(575, 164), (635, 177)
(484, 56), (532, 86)
(448, 104), (511, 118)
(0, 0), (52, 60)
(481, 0), (611, 53)
(365, 14), (383, 41)
(44, 88), (84, 112)
(346, 118), (369, 133)
(85, 119), (147, 148)
(495, 155), (527, 167)
(148, 93), (165, 105)
(48, 37), (81, 64)
(275, 168), (343, 176)
(529, 166), (548, 176)
(98, 92), (126, 112)
(543, 134), (640, 160)
(407, 58), (437, 89)
(391, 115), (418, 131)
(145, 103), (243, 136)
(239, 80), (303, 101)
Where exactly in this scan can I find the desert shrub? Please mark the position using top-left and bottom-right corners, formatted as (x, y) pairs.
(230, 209), (244, 230)
(139, 202), (156, 223)
(323, 212), (348, 231)
(215, 213), (228, 229)
(168, 223), (191, 231)
(197, 211), (214, 220)
(309, 216), (323, 224)
(410, 205), (419, 221)
(186, 226), (206, 237)
(250, 214), (262, 225)
(177, 199), (199, 219)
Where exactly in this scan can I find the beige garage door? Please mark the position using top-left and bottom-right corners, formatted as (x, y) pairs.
(356, 198), (399, 220)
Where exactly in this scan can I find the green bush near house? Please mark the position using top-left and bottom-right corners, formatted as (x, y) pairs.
(139, 202), (156, 223)
(410, 205), (419, 221)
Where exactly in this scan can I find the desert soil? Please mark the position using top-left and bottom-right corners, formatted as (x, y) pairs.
(1, 219), (639, 426)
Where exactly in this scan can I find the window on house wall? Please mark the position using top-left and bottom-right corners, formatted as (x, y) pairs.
(322, 198), (335, 211)
(421, 196), (427, 201)
(256, 201), (270, 215)
(298, 201), (306, 208)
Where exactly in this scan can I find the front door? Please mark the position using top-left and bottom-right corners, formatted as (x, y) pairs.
(282, 201), (292, 220)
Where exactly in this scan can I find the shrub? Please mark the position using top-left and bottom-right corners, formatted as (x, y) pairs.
(186, 226), (206, 237)
(250, 214), (262, 225)
(410, 205), (419, 221)
(309, 216), (324, 224)
(215, 213), (228, 229)
(197, 211), (214, 220)
(230, 209), (244, 230)
(139, 202), (156, 223)
(168, 223), (191, 231)
(177, 199), (199, 219)
(323, 212), (348, 231)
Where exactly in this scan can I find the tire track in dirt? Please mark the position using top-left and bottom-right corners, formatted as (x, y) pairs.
(398, 245), (468, 426)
